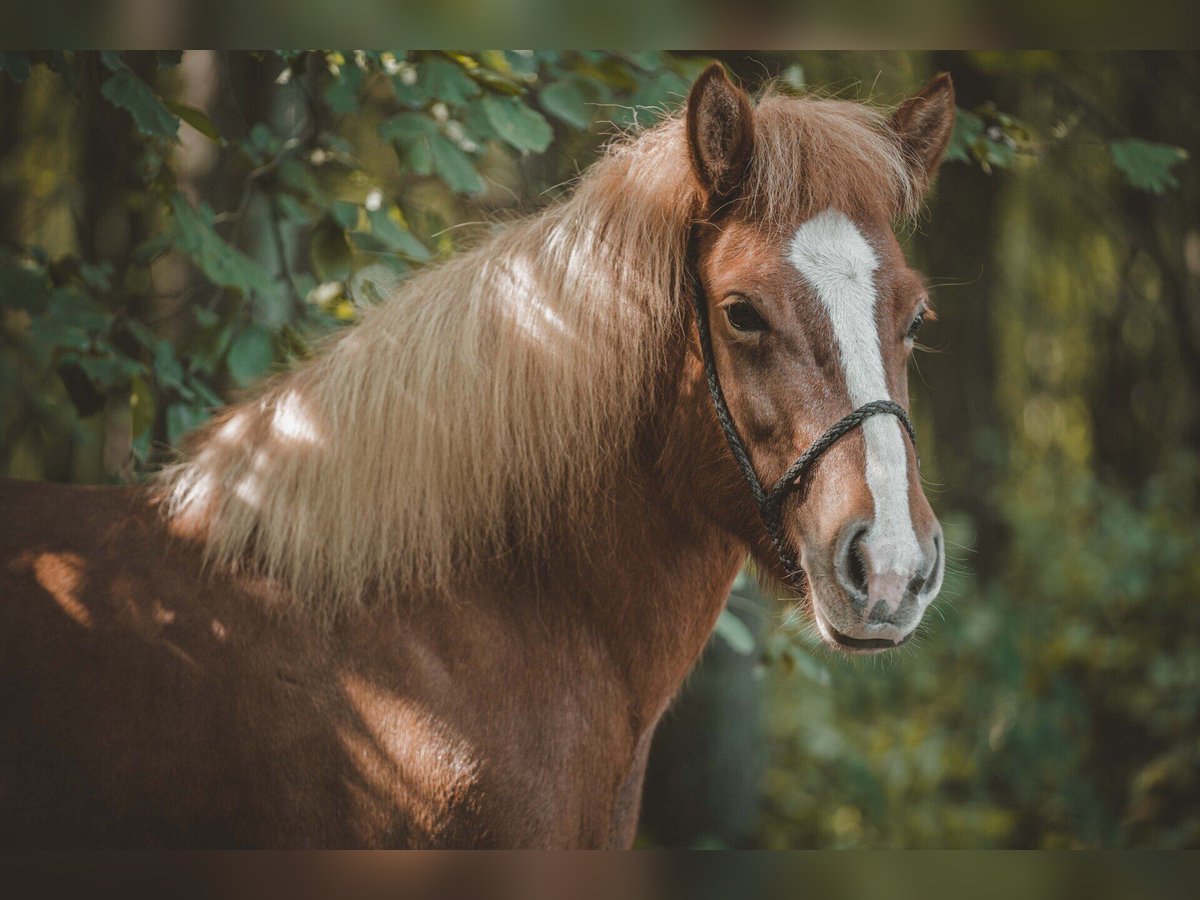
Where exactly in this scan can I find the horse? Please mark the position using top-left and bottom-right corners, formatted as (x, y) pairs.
(0, 64), (955, 848)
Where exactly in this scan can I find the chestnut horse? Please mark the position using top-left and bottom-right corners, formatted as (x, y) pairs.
(0, 66), (954, 847)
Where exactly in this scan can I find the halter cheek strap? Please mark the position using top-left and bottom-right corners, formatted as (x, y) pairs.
(689, 244), (919, 586)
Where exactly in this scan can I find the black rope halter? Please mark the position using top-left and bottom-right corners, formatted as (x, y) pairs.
(688, 237), (919, 587)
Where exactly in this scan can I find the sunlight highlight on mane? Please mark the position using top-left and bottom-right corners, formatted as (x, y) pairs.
(156, 89), (917, 613)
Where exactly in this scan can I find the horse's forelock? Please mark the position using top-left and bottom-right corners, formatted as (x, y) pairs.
(743, 89), (920, 231)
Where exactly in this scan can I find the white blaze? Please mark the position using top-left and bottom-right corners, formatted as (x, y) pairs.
(787, 208), (921, 580)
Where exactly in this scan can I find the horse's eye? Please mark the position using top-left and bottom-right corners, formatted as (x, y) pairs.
(724, 299), (767, 333)
(906, 311), (925, 341)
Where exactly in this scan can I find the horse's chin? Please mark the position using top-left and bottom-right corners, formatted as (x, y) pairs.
(809, 601), (916, 655)
(748, 557), (916, 655)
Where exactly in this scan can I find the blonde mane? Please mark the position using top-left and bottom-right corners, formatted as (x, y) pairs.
(157, 90), (917, 611)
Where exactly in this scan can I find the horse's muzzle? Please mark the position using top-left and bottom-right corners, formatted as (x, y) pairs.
(809, 519), (945, 653)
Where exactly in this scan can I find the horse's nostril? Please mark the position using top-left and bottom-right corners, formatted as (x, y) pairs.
(908, 532), (943, 600)
(842, 528), (869, 599)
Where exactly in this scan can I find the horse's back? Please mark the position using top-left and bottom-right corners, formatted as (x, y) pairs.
(0, 477), (385, 847)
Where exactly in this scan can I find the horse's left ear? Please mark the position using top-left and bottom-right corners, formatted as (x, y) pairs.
(891, 72), (956, 193)
(686, 63), (755, 205)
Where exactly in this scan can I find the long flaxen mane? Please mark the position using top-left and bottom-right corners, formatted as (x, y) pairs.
(157, 88), (918, 613)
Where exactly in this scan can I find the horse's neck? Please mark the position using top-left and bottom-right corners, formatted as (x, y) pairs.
(576, 470), (743, 723)
(501, 345), (749, 727)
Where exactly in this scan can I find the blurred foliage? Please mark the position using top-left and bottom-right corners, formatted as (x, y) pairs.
(759, 457), (1200, 848)
(2, 50), (1198, 848)
(0, 50), (709, 474)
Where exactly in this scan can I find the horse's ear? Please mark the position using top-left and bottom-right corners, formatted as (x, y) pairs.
(686, 63), (755, 205)
(891, 72), (956, 193)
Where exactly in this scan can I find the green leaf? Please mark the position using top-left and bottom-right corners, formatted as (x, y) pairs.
(227, 323), (275, 386)
(170, 193), (277, 298)
(713, 608), (756, 656)
(319, 131), (355, 156)
(247, 123), (281, 160)
(468, 53), (526, 95)
(503, 50), (541, 78)
(330, 200), (361, 231)
(946, 108), (983, 164)
(275, 192), (316, 227)
(166, 401), (207, 446)
(47, 286), (109, 334)
(164, 100), (221, 142)
(79, 353), (143, 388)
(946, 107), (1019, 172)
(365, 207), (432, 261)
(461, 98), (499, 142)
(79, 262), (113, 292)
(623, 51), (665, 72)
(324, 62), (364, 115)
(391, 53), (489, 108)
(152, 337), (190, 397)
(982, 136), (1017, 170)
(629, 70), (690, 113)
(538, 80), (592, 130)
(482, 95), (553, 154)
(30, 317), (91, 352)
(428, 133), (484, 193)
(390, 73), (430, 109)
(191, 306), (220, 328)
(26, 285), (110, 356)
(379, 111), (440, 143)
(277, 157), (325, 204)
(380, 113), (441, 177)
(100, 69), (180, 142)
(397, 137), (434, 176)
(1109, 139), (1189, 194)
(422, 56), (481, 105)
(469, 67), (525, 96)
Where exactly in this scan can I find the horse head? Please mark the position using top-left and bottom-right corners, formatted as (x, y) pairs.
(685, 65), (955, 653)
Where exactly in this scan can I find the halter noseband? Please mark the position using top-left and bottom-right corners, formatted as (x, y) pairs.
(688, 238), (919, 586)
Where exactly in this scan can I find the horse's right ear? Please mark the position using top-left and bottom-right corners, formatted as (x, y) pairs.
(686, 63), (755, 205)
